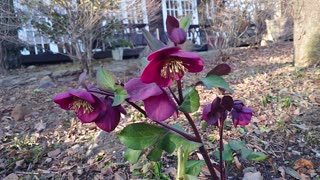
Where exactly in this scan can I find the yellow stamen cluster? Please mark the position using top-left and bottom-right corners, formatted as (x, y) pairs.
(70, 98), (94, 114)
(160, 59), (187, 79)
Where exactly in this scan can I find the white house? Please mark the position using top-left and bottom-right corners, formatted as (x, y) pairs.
(15, 0), (201, 55)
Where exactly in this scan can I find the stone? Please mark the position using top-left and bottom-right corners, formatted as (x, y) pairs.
(47, 148), (61, 158)
(11, 104), (31, 121)
(39, 76), (56, 88)
(243, 172), (263, 180)
(27, 65), (36, 69)
(3, 173), (19, 180)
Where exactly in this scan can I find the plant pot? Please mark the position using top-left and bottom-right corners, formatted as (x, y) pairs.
(112, 47), (124, 60)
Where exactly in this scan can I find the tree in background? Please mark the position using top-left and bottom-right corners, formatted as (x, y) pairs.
(0, 0), (23, 73)
(293, 0), (320, 67)
(198, 0), (293, 48)
(20, 0), (122, 76)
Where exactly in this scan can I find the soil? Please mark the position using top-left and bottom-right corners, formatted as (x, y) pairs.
(0, 42), (319, 179)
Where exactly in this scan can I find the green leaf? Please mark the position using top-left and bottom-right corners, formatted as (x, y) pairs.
(241, 148), (253, 159)
(142, 29), (165, 51)
(160, 132), (201, 154)
(124, 148), (142, 163)
(179, 15), (191, 31)
(152, 162), (162, 177)
(186, 160), (206, 176)
(247, 152), (267, 162)
(96, 66), (116, 91)
(112, 85), (128, 106)
(118, 123), (167, 150)
(201, 74), (234, 93)
(178, 88), (200, 113)
(228, 140), (245, 151)
(184, 174), (198, 180)
(147, 145), (163, 161)
(213, 145), (233, 162)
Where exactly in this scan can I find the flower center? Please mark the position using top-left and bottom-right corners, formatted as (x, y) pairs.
(160, 59), (187, 79)
(70, 98), (94, 114)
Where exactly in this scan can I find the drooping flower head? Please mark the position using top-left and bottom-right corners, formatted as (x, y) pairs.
(95, 97), (126, 132)
(53, 89), (126, 132)
(166, 15), (187, 44)
(202, 96), (233, 126)
(53, 89), (106, 123)
(141, 46), (204, 87)
(125, 78), (176, 121)
(202, 97), (253, 127)
(231, 100), (253, 127)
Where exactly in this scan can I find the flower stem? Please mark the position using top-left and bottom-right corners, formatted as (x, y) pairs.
(126, 100), (199, 143)
(219, 119), (225, 180)
(176, 79), (219, 179)
(168, 87), (180, 104)
(184, 113), (219, 179)
(176, 80), (184, 104)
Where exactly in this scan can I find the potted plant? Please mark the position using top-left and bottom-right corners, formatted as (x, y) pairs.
(110, 39), (133, 61)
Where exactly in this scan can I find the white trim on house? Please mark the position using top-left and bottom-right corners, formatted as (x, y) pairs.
(161, 0), (200, 44)
(162, 0), (199, 30)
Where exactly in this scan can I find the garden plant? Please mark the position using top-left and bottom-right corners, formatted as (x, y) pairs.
(53, 15), (255, 179)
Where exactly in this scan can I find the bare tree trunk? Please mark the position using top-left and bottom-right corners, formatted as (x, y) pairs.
(0, 42), (7, 74)
(294, 0), (320, 67)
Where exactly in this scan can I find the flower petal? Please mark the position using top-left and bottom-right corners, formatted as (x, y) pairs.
(201, 104), (211, 121)
(141, 59), (173, 87)
(147, 46), (180, 61)
(168, 28), (187, 44)
(125, 78), (163, 101)
(76, 96), (106, 123)
(166, 15), (179, 34)
(95, 98), (121, 132)
(143, 92), (176, 121)
(170, 51), (204, 72)
(53, 91), (73, 110)
(221, 96), (234, 111)
(69, 89), (95, 103)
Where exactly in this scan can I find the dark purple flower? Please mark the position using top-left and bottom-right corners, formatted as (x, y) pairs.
(166, 15), (187, 44)
(141, 46), (204, 87)
(53, 89), (106, 123)
(95, 97), (126, 132)
(202, 96), (233, 126)
(125, 78), (176, 121)
(231, 100), (253, 127)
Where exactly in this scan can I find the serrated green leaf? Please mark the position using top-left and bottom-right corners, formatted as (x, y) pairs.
(186, 160), (206, 176)
(241, 147), (253, 159)
(201, 74), (234, 93)
(96, 66), (116, 91)
(179, 15), (191, 31)
(160, 132), (201, 154)
(124, 148), (142, 163)
(229, 140), (246, 151)
(142, 29), (165, 51)
(112, 85), (128, 106)
(213, 145), (233, 162)
(118, 123), (167, 150)
(247, 152), (267, 162)
(178, 88), (200, 113)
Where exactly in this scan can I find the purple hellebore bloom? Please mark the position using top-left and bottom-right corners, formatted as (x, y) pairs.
(95, 97), (126, 132)
(231, 100), (253, 127)
(166, 15), (187, 44)
(53, 89), (106, 123)
(124, 78), (176, 121)
(202, 96), (233, 126)
(141, 46), (204, 87)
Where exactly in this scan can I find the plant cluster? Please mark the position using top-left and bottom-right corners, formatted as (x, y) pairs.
(53, 15), (258, 179)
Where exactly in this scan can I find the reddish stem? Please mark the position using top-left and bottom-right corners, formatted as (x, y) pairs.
(219, 118), (225, 180)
